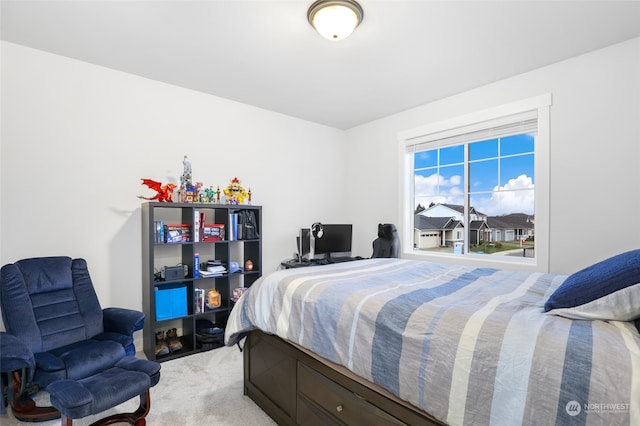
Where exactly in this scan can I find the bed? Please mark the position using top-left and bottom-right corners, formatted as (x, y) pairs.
(225, 254), (640, 425)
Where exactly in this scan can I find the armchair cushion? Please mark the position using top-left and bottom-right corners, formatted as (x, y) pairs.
(1, 257), (104, 353)
(0, 332), (35, 373)
(47, 357), (160, 420)
(34, 340), (125, 385)
(92, 332), (133, 355)
(47, 362), (153, 420)
(100, 307), (145, 355)
(114, 356), (162, 387)
(102, 307), (145, 335)
(33, 352), (65, 373)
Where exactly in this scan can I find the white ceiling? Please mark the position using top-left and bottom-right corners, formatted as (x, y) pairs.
(2, 1), (640, 129)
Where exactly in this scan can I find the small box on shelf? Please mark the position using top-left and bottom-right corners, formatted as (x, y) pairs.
(203, 224), (225, 241)
(155, 284), (188, 320)
(164, 224), (190, 243)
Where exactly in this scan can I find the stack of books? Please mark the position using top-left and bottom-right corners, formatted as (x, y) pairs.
(153, 221), (165, 243)
(199, 260), (226, 277)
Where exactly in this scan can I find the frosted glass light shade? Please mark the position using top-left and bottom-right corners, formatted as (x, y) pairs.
(307, 0), (364, 41)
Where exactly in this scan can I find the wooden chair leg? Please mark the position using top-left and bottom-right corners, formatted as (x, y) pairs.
(8, 370), (60, 422)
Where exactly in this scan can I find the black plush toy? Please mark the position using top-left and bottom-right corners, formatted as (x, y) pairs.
(372, 223), (400, 258)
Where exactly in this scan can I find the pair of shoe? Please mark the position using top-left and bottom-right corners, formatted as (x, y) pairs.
(155, 328), (183, 356)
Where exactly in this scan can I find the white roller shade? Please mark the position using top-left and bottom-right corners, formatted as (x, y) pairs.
(406, 110), (538, 152)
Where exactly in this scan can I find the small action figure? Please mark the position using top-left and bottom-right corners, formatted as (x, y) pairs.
(205, 186), (217, 203)
(179, 155), (194, 202)
(223, 177), (249, 205)
(195, 182), (206, 203)
(138, 179), (176, 202)
(181, 156), (192, 188)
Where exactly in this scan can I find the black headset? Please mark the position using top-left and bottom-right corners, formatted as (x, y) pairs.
(311, 222), (324, 239)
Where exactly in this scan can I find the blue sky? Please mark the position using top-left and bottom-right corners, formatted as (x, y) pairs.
(414, 134), (535, 216)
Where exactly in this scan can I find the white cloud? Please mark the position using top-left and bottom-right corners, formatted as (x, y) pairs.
(477, 174), (534, 215)
(415, 172), (464, 207)
(415, 173), (534, 215)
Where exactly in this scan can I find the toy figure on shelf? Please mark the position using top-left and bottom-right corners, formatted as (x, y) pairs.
(138, 179), (177, 202)
(195, 182), (207, 203)
(179, 155), (194, 203)
(183, 185), (196, 203)
(205, 186), (217, 203)
(181, 156), (192, 188)
(223, 177), (249, 205)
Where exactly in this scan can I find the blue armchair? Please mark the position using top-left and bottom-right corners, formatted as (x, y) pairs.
(1, 256), (160, 424)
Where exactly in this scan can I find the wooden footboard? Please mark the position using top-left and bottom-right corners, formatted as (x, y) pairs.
(243, 330), (445, 426)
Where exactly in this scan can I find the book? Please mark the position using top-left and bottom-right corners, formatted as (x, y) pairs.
(194, 288), (205, 313)
(193, 210), (201, 242)
(154, 220), (165, 244)
(199, 268), (226, 277)
(229, 213), (239, 241)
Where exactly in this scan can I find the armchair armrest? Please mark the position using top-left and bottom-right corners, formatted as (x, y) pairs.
(102, 307), (145, 336)
(0, 332), (35, 373)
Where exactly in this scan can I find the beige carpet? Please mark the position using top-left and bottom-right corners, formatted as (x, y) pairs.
(3, 345), (276, 426)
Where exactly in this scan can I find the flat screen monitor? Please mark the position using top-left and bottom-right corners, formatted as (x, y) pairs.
(313, 224), (352, 259)
(296, 228), (311, 260)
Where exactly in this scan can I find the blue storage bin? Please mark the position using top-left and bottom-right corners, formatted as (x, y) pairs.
(155, 284), (188, 320)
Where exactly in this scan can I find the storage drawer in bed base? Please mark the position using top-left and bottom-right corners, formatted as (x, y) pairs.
(243, 330), (443, 426)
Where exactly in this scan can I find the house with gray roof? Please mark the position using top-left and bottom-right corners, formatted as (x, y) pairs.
(414, 215), (463, 249)
(486, 213), (534, 242)
(415, 204), (533, 249)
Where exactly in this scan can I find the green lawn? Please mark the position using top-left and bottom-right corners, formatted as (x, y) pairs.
(470, 241), (534, 254)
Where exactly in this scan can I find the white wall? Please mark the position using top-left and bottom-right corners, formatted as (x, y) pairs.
(345, 37), (640, 274)
(0, 42), (347, 310)
(2, 35), (639, 322)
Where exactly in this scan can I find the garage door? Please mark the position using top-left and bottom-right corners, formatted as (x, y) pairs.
(418, 232), (440, 249)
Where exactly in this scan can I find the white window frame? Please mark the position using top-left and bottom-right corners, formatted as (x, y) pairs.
(398, 94), (552, 272)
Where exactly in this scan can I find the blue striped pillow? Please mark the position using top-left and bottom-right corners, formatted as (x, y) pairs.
(544, 249), (640, 321)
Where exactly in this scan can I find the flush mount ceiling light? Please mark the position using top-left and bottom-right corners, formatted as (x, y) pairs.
(307, 0), (364, 41)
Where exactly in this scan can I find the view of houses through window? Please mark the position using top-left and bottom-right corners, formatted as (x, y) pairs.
(413, 133), (535, 258)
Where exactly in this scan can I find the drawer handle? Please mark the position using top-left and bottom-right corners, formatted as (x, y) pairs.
(336, 404), (343, 413)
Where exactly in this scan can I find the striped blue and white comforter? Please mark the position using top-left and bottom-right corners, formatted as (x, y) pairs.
(225, 258), (640, 425)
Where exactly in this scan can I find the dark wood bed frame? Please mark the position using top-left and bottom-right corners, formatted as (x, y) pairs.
(243, 330), (446, 426)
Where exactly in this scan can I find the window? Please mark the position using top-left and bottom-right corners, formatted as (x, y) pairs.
(399, 95), (551, 271)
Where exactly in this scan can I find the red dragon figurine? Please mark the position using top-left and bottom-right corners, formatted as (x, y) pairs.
(138, 179), (177, 202)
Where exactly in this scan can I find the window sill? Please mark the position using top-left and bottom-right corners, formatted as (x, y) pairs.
(402, 250), (542, 272)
